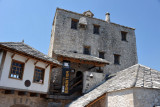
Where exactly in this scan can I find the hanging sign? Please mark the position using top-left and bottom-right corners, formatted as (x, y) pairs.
(61, 61), (70, 94)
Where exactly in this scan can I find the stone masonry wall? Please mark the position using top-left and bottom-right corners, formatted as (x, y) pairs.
(50, 9), (138, 75)
(0, 90), (47, 107)
(133, 88), (160, 107)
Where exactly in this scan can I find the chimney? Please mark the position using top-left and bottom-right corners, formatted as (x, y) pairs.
(105, 12), (110, 23)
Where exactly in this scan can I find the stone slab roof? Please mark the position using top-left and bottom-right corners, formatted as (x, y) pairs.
(68, 64), (160, 107)
(0, 42), (61, 66)
(53, 50), (109, 65)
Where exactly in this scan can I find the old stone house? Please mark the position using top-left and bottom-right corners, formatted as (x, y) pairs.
(0, 8), (159, 107)
(0, 42), (61, 107)
(47, 8), (138, 106)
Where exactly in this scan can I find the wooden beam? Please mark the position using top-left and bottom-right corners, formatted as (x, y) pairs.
(25, 58), (30, 63)
(57, 56), (106, 67)
(45, 64), (50, 68)
(11, 53), (15, 59)
(0, 46), (60, 67)
(34, 61), (38, 65)
(86, 93), (106, 107)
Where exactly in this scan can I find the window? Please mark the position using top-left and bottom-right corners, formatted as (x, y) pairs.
(93, 25), (100, 34)
(79, 24), (86, 29)
(114, 54), (120, 64)
(9, 60), (24, 79)
(99, 52), (105, 59)
(83, 46), (91, 55)
(121, 31), (127, 41)
(33, 67), (45, 84)
(71, 19), (78, 29)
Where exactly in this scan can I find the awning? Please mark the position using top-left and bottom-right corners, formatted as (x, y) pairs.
(53, 50), (109, 67)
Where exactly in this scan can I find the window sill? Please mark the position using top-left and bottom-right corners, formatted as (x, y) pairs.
(71, 28), (78, 30)
(93, 33), (100, 35)
(122, 40), (128, 42)
(33, 82), (44, 85)
(9, 77), (23, 81)
(114, 63), (120, 65)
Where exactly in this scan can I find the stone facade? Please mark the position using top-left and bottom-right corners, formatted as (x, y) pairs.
(133, 88), (160, 107)
(48, 8), (138, 75)
(0, 90), (47, 107)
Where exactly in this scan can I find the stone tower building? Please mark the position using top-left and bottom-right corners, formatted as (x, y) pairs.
(48, 8), (138, 105)
(48, 8), (137, 75)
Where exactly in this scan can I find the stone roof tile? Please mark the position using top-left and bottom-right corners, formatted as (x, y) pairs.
(0, 42), (61, 65)
(54, 50), (109, 65)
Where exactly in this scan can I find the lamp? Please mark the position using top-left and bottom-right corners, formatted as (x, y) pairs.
(89, 73), (93, 78)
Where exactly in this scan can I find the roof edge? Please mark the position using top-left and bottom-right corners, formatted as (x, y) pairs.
(56, 8), (135, 30)
(0, 43), (61, 66)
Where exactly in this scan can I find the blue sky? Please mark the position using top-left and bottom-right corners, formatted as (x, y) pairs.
(0, 0), (160, 70)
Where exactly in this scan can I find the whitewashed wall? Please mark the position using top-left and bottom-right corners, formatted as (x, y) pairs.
(0, 51), (51, 93)
(83, 71), (104, 93)
(107, 88), (134, 107)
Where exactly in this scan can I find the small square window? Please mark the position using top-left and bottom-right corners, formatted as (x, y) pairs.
(79, 24), (86, 29)
(33, 67), (45, 84)
(71, 19), (78, 29)
(121, 31), (127, 41)
(83, 46), (91, 55)
(99, 52), (105, 59)
(9, 60), (24, 79)
(93, 25), (100, 34)
(114, 54), (120, 64)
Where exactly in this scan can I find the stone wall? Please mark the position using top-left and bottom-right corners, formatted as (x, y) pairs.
(50, 8), (138, 75)
(0, 90), (47, 107)
(133, 88), (160, 107)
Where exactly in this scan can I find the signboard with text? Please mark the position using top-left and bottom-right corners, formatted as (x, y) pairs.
(61, 61), (70, 95)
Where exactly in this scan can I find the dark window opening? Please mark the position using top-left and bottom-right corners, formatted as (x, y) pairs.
(121, 31), (127, 41)
(114, 54), (120, 64)
(40, 94), (46, 98)
(71, 19), (78, 29)
(93, 25), (100, 34)
(79, 24), (86, 29)
(18, 91), (27, 96)
(4, 90), (14, 94)
(83, 46), (91, 55)
(99, 52), (105, 59)
(33, 67), (45, 84)
(30, 93), (38, 97)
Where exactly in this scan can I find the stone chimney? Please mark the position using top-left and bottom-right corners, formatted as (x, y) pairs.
(105, 12), (110, 23)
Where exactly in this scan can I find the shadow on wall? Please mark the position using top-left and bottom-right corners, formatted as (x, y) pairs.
(10, 104), (30, 107)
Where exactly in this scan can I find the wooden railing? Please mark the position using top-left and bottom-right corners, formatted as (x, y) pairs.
(49, 75), (83, 95)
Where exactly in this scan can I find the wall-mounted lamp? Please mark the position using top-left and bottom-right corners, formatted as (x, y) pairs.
(71, 69), (75, 73)
(89, 73), (93, 78)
